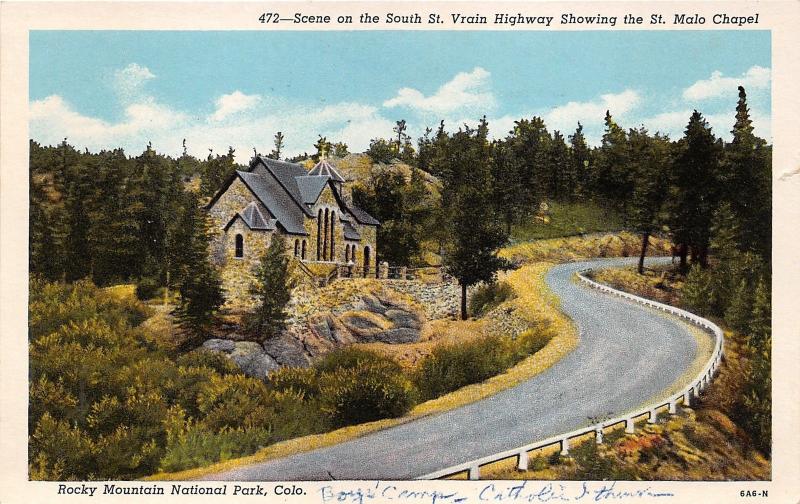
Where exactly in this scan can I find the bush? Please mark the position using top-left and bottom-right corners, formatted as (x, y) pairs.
(135, 277), (161, 301)
(413, 327), (553, 401)
(160, 426), (272, 473)
(510, 327), (554, 362)
(413, 335), (513, 400)
(29, 276), (149, 341)
(176, 349), (241, 376)
(270, 348), (415, 429)
(320, 361), (416, 427)
(314, 346), (401, 374)
(571, 441), (638, 480)
(469, 281), (515, 317)
(267, 366), (320, 398)
(681, 265), (715, 315)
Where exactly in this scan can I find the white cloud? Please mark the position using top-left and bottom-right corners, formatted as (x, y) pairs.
(113, 63), (156, 102)
(211, 91), (261, 121)
(30, 63), (408, 160)
(30, 94), (189, 152)
(544, 89), (641, 134)
(682, 65), (771, 101)
(383, 67), (497, 115)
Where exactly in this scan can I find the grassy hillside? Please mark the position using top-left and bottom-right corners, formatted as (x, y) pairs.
(511, 201), (626, 241)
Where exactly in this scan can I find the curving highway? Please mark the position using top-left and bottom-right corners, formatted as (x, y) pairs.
(207, 256), (699, 481)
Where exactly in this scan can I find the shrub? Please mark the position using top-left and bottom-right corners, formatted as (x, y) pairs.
(29, 277), (149, 341)
(135, 277), (160, 301)
(320, 361), (416, 427)
(571, 441), (637, 480)
(413, 335), (514, 400)
(196, 374), (279, 431)
(469, 281), (515, 317)
(510, 327), (554, 362)
(413, 326), (553, 401)
(159, 426), (272, 473)
(267, 366), (320, 398)
(314, 346), (401, 374)
(29, 413), (97, 480)
(176, 349), (241, 376)
(681, 265), (715, 315)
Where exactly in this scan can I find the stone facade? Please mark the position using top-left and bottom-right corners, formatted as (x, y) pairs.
(206, 158), (379, 307)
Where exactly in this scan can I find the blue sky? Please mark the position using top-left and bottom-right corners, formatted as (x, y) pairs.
(30, 30), (771, 159)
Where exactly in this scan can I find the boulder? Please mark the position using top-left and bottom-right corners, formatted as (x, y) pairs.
(202, 338), (279, 379)
(202, 338), (235, 353)
(360, 294), (388, 314)
(263, 335), (312, 368)
(229, 341), (280, 379)
(375, 328), (420, 344)
(309, 314), (334, 341)
(384, 309), (422, 329)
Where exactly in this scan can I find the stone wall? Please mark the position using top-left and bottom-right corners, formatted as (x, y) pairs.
(218, 218), (272, 308)
(207, 177), (271, 264)
(381, 279), (473, 320)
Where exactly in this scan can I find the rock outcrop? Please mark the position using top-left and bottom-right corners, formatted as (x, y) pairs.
(202, 339), (280, 379)
(203, 284), (431, 377)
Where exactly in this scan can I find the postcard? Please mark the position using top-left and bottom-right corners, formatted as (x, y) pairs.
(1, 1), (799, 503)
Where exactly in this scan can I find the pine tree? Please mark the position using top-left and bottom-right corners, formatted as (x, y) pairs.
(627, 129), (671, 274)
(365, 138), (394, 164)
(269, 131), (285, 160)
(508, 117), (549, 211)
(668, 111), (722, 270)
(416, 127), (435, 172)
(749, 278), (770, 349)
(681, 264), (714, 315)
(722, 86), (771, 260)
(393, 119), (408, 152)
(332, 142), (349, 158)
(313, 135), (332, 161)
(738, 277), (771, 456)
(435, 120), (511, 320)
(491, 140), (525, 234)
(61, 140), (96, 281)
(200, 147), (238, 197)
(548, 130), (572, 199)
(724, 279), (752, 333)
(569, 123), (591, 197)
(247, 236), (294, 338)
(175, 195), (224, 345)
(740, 336), (771, 457)
(706, 202), (743, 314)
(592, 111), (631, 206)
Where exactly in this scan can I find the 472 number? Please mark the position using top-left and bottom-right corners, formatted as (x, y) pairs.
(259, 12), (279, 23)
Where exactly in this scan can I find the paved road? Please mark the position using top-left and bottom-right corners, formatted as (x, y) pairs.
(208, 256), (697, 481)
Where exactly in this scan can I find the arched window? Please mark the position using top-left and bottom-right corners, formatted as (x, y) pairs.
(235, 234), (244, 258)
(294, 239), (299, 257)
(330, 211), (336, 261)
(363, 246), (371, 277)
(301, 240), (307, 260)
(323, 208), (329, 261)
(317, 209), (323, 260)
(345, 244), (350, 263)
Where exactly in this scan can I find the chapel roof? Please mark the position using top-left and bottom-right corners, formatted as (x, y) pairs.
(343, 220), (361, 240)
(223, 201), (276, 231)
(308, 159), (346, 183)
(208, 156), (379, 236)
